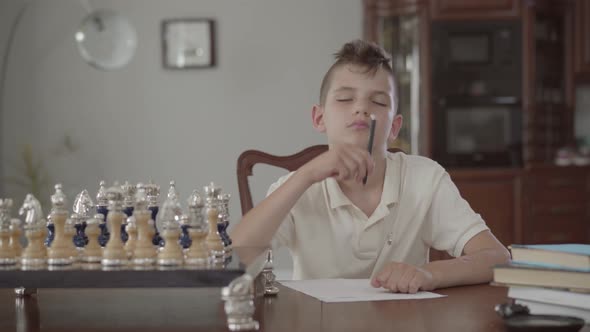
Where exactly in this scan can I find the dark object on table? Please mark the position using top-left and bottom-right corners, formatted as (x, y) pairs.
(495, 303), (585, 332)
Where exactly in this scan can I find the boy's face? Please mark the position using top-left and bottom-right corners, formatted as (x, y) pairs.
(312, 64), (402, 153)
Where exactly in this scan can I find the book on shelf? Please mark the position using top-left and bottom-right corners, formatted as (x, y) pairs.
(514, 299), (590, 323)
(508, 286), (590, 310)
(493, 263), (590, 292)
(509, 244), (590, 270)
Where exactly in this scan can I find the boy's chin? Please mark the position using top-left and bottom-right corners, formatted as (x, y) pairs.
(329, 139), (368, 149)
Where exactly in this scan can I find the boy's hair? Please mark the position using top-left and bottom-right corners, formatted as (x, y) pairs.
(319, 39), (397, 109)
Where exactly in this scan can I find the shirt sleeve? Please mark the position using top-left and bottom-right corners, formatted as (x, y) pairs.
(425, 172), (489, 258)
(266, 173), (296, 250)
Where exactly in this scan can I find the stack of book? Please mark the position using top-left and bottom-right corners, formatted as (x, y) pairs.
(493, 244), (590, 322)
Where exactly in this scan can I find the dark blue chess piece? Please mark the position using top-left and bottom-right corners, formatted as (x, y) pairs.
(97, 206), (109, 247)
(73, 221), (88, 247)
(149, 206), (162, 246)
(179, 224), (192, 249)
(217, 221), (230, 247)
(121, 206), (134, 242)
(45, 222), (55, 246)
(96, 181), (110, 246)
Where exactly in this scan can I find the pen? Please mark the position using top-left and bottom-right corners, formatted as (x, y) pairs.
(363, 114), (376, 185)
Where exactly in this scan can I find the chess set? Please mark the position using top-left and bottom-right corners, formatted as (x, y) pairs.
(0, 180), (248, 289)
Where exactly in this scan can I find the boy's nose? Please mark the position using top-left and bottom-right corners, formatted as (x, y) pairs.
(354, 110), (369, 116)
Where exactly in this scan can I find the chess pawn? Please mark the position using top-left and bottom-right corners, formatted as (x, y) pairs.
(0, 199), (17, 265)
(81, 214), (103, 263)
(19, 194), (47, 266)
(96, 180), (110, 247)
(9, 218), (23, 258)
(47, 184), (76, 265)
(262, 250), (279, 296)
(157, 219), (183, 266)
(101, 185), (128, 266)
(124, 216), (137, 259)
(204, 183), (224, 264)
(184, 190), (208, 265)
(132, 184), (157, 265)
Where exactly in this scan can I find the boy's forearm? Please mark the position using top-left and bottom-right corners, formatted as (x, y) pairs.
(231, 170), (313, 247)
(423, 248), (510, 289)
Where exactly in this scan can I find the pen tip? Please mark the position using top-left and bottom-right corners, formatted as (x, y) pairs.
(370, 114), (376, 120)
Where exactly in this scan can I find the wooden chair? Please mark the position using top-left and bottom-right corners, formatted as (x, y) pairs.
(236, 145), (403, 215)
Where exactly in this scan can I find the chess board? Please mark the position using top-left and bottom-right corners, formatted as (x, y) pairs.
(0, 258), (244, 289)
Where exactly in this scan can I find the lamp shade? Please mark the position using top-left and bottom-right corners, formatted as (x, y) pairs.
(75, 9), (137, 70)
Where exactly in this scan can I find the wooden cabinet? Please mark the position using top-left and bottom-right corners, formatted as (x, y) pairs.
(364, 1), (589, 251)
(522, 166), (590, 244)
(430, 0), (520, 20)
(522, 1), (575, 165)
(450, 170), (522, 247)
(574, 0), (590, 82)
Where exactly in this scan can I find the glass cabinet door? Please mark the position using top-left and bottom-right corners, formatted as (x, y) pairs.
(379, 15), (422, 155)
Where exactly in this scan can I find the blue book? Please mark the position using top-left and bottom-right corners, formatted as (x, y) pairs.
(510, 244), (590, 271)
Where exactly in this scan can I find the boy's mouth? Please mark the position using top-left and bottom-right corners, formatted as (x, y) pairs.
(347, 120), (369, 129)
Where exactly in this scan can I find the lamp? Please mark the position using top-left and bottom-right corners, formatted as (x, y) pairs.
(0, 1), (138, 195)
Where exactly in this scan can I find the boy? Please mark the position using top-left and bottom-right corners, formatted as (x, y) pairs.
(232, 39), (510, 293)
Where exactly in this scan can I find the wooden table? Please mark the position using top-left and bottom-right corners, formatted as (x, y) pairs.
(0, 284), (587, 332)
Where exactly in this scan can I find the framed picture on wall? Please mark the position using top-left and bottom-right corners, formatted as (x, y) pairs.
(161, 18), (216, 69)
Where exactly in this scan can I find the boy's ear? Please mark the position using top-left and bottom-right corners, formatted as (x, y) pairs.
(388, 114), (403, 142)
(312, 104), (326, 133)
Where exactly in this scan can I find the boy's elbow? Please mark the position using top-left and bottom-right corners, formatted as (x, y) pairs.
(495, 245), (511, 264)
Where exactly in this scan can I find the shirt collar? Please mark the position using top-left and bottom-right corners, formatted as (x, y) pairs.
(325, 152), (401, 210)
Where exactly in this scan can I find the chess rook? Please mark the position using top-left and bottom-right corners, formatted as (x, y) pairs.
(101, 185), (128, 266)
(121, 181), (136, 243)
(144, 181), (162, 246)
(47, 184), (76, 265)
(184, 190), (208, 266)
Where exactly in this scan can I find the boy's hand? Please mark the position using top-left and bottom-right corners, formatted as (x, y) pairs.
(371, 262), (437, 294)
(298, 144), (374, 185)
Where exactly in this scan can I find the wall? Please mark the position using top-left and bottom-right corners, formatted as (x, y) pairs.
(0, 0), (362, 275)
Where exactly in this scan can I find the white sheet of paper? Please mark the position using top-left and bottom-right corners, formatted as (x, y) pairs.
(279, 279), (445, 303)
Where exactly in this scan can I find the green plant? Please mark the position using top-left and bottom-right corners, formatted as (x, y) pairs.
(5, 135), (78, 209)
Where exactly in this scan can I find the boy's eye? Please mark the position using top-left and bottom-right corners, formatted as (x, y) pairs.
(336, 98), (353, 102)
(372, 101), (387, 107)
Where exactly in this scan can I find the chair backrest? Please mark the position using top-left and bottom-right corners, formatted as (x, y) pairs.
(236, 144), (402, 215)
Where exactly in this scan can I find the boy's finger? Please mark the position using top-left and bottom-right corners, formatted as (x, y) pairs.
(408, 275), (421, 294)
(397, 269), (415, 293)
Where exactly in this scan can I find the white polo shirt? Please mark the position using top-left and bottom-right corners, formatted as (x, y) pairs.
(267, 152), (489, 280)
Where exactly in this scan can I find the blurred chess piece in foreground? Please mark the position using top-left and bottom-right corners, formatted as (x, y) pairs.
(0, 198), (17, 265)
(19, 194), (47, 266)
